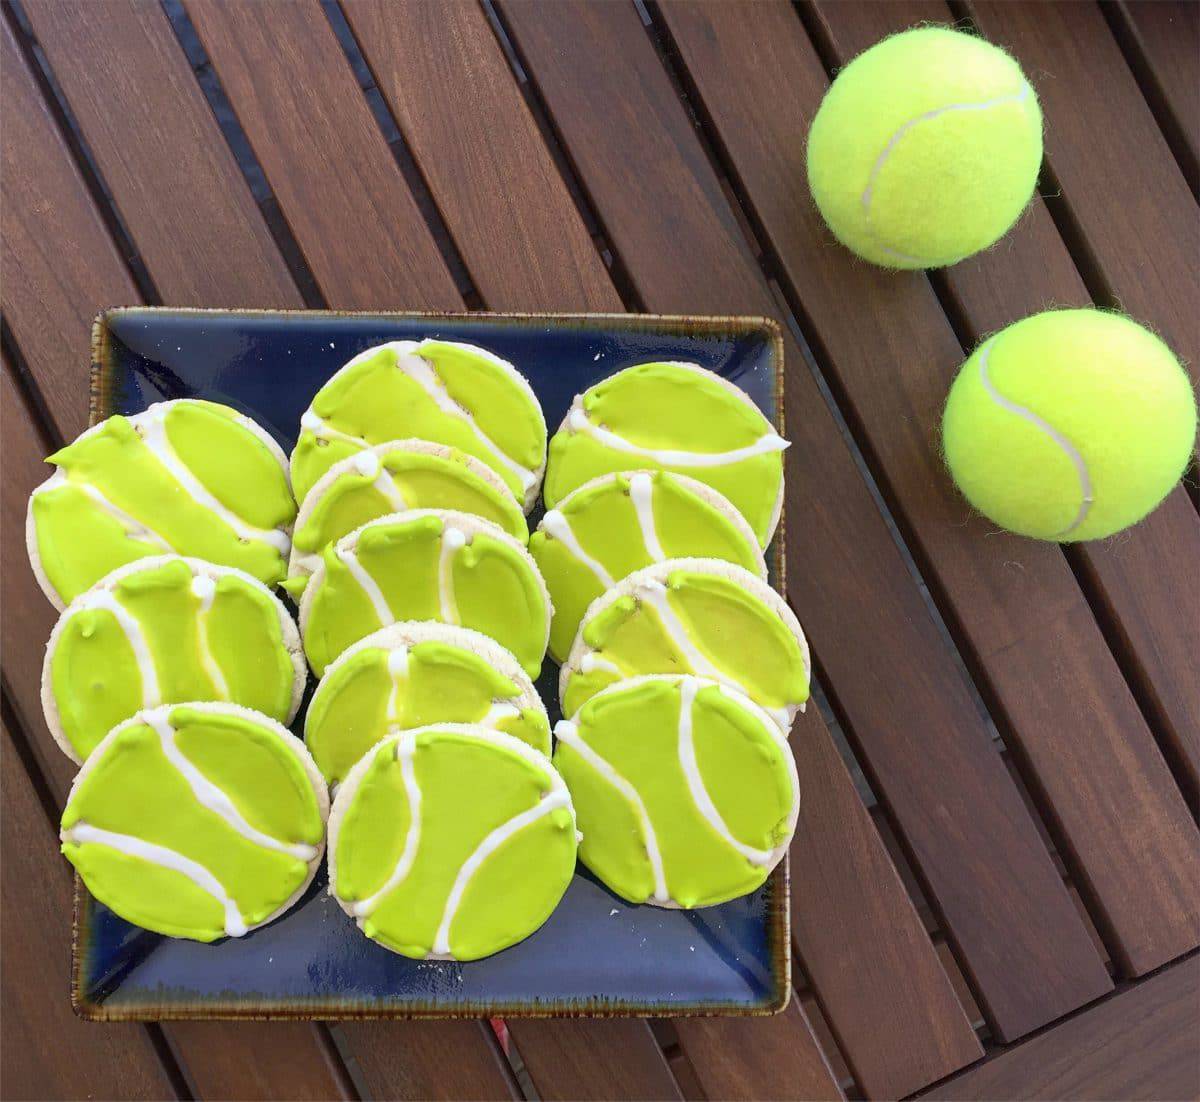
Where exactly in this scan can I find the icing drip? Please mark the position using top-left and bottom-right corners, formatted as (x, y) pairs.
(431, 790), (571, 956)
(337, 546), (394, 627)
(541, 509), (615, 588)
(191, 574), (230, 701)
(75, 589), (161, 709)
(63, 821), (247, 937)
(555, 719), (668, 903)
(676, 678), (773, 865)
(148, 711), (317, 861)
(438, 527), (467, 625)
(354, 733), (423, 917)
(138, 407), (290, 553)
(628, 473), (666, 561)
(568, 406), (788, 468)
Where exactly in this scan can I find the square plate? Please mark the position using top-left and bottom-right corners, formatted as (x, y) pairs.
(77, 308), (789, 1020)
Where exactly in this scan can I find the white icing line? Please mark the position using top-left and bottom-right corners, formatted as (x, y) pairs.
(75, 589), (161, 708)
(353, 450), (409, 512)
(676, 678), (773, 865)
(138, 408), (290, 553)
(191, 575), (230, 701)
(300, 410), (368, 449)
(63, 821), (247, 937)
(555, 719), (669, 903)
(337, 547), (394, 627)
(431, 790), (571, 956)
(568, 407), (787, 467)
(540, 509), (615, 588)
(438, 527), (466, 625)
(862, 84), (1032, 266)
(385, 646), (409, 724)
(479, 701), (522, 726)
(628, 473), (666, 561)
(580, 653), (621, 676)
(634, 580), (792, 729)
(35, 473), (174, 553)
(354, 732), (422, 917)
(148, 712), (317, 861)
(977, 338), (1093, 536)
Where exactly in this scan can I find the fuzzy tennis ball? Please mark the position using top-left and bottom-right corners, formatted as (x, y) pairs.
(942, 310), (1197, 542)
(806, 26), (1043, 269)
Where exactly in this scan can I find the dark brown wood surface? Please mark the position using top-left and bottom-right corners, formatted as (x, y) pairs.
(3, 1), (1199, 1097)
(924, 956), (1200, 1101)
(501, 0), (1113, 1044)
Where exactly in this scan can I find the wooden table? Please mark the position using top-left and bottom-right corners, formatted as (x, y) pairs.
(3, 2), (1198, 1098)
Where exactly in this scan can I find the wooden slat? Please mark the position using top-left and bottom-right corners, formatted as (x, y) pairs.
(1109, 1), (1199, 196)
(1, 16), (355, 1100)
(924, 957), (1200, 1101)
(504, 1020), (682, 1101)
(341, 0), (617, 314)
(336, 1021), (518, 1101)
(321, 3), (978, 1096)
(501, 0), (1111, 1043)
(810, 0), (1200, 966)
(176, 1), (676, 1092)
(1, 716), (180, 1101)
(968, 0), (1199, 384)
(671, 996), (844, 1101)
(658, 0), (1200, 994)
(22, 0), (298, 311)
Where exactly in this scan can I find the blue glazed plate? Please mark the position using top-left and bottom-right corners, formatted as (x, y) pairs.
(77, 308), (789, 1020)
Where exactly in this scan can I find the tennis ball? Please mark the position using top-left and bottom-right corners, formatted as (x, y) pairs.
(942, 310), (1197, 542)
(806, 26), (1043, 269)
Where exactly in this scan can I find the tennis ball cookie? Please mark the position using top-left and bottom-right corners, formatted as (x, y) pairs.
(27, 399), (294, 608)
(60, 702), (327, 942)
(306, 622), (551, 785)
(43, 556), (304, 765)
(291, 340), (546, 509)
(300, 509), (551, 678)
(544, 362), (788, 547)
(285, 439), (528, 596)
(943, 309), (1197, 541)
(560, 558), (809, 730)
(531, 470), (765, 662)
(554, 676), (798, 908)
(807, 26), (1042, 269)
(329, 725), (576, 960)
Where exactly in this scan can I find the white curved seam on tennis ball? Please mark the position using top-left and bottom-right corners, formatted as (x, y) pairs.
(138, 407), (291, 553)
(300, 410), (369, 450)
(351, 450), (410, 513)
(431, 789), (571, 957)
(861, 82), (1032, 266)
(401, 351), (538, 494)
(148, 712), (317, 861)
(63, 821), (248, 937)
(634, 580), (792, 730)
(337, 546), (394, 627)
(555, 719), (669, 903)
(541, 509), (616, 588)
(580, 652), (621, 676)
(36, 472), (174, 553)
(567, 408), (789, 467)
(628, 473), (667, 561)
(977, 337), (1093, 535)
(676, 677), (774, 865)
(353, 732), (422, 917)
(385, 646), (410, 724)
(438, 527), (466, 625)
(190, 575), (231, 701)
(74, 588), (161, 708)
(480, 701), (522, 726)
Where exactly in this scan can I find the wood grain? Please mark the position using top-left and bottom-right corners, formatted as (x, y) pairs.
(1, 717), (180, 1101)
(503, 0), (1111, 1043)
(671, 992), (844, 1101)
(341, 0), (619, 314)
(184, 0), (458, 311)
(660, 0), (1200, 992)
(924, 957), (1200, 1101)
(21, 0), (299, 312)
